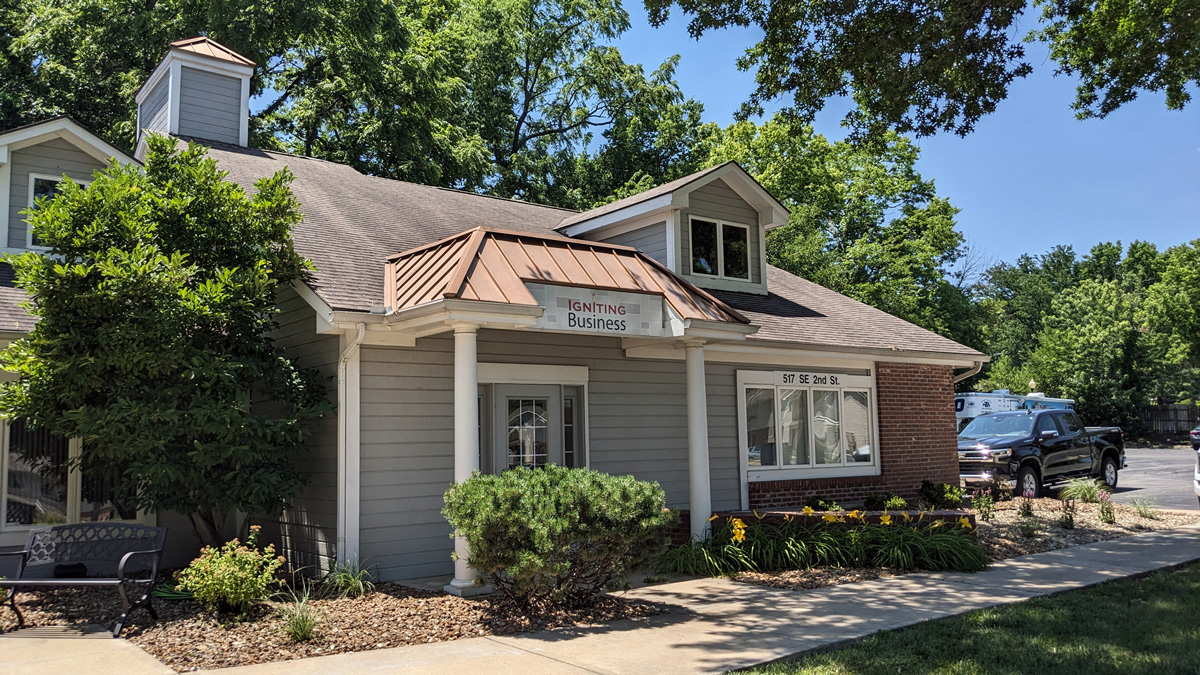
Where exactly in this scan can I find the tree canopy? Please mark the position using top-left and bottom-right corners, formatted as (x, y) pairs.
(643, 0), (1200, 139)
(0, 135), (331, 546)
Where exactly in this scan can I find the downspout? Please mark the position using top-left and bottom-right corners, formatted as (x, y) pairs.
(953, 360), (984, 384)
(336, 322), (366, 563)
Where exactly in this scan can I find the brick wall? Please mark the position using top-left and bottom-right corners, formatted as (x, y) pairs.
(748, 361), (960, 509)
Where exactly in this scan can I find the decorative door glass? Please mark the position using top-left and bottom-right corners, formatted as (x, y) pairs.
(507, 398), (550, 469)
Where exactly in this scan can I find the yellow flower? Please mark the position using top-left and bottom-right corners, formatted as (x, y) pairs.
(879, 514), (892, 526)
(802, 506), (815, 516)
(847, 510), (861, 520)
(707, 514), (719, 522)
(783, 514), (793, 522)
(731, 518), (746, 529)
(822, 513), (838, 523)
(931, 520), (944, 529)
(959, 516), (973, 529)
(732, 529), (746, 543)
(753, 510), (762, 520)
(901, 512), (912, 522)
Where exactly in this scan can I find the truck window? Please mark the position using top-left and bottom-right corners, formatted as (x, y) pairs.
(1037, 414), (1061, 435)
(1057, 412), (1083, 433)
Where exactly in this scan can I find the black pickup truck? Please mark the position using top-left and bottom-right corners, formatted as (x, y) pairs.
(958, 409), (1125, 496)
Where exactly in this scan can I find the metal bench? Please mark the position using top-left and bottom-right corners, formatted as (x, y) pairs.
(0, 523), (167, 637)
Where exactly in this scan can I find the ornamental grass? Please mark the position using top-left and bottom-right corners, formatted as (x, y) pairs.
(656, 511), (989, 577)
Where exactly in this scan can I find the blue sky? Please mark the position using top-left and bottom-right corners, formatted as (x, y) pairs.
(614, 6), (1200, 267)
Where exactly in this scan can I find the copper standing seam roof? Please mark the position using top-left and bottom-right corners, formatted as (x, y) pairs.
(384, 228), (750, 325)
(169, 37), (256, 67)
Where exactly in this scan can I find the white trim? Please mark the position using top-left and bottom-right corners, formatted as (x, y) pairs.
(736, 369), (882, 499)
(665, 209), (678, 271)
(168, 61), (182, 136)
(574, 213), (672, 243)
(238, 74), (251, 147)
(624, 340), (984, 369)
(336, 324), (365, 565)
(27, 172), (92, 249)
(0, 119), (133, 165)
(687, 215), (752, 281)
(559, 194), (676, 237)
(477, 362), (588, 386)
(0, 152), (10, 251)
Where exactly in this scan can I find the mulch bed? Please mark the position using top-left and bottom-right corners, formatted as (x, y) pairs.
(733, 499), (1200, 593)
(0, 582), (665, 672)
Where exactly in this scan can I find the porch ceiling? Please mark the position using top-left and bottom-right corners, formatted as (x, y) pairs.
(384, 227), (749, 324)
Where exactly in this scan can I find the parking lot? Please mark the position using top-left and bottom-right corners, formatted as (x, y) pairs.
(1107, 447), (1198, 511)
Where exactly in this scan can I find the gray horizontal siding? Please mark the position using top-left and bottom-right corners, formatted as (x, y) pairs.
(177, 66), (242, 145)
(680, 178), (765, 291)
(603, 222), (668, 264)
(139, 77), (170, 138)
(357, 329), (742, 582)
(261, 286), (339, 573)
(8, 138), (107, 248)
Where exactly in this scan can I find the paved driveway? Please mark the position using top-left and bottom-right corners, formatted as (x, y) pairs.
(1109, 447), (1198, 511)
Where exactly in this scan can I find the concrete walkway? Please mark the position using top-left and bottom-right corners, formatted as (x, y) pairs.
(5, 524), (1200, 675)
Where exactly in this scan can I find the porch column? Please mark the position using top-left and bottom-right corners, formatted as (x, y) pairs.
(685, 342), (712, 540)
(445, 323), (483, 595)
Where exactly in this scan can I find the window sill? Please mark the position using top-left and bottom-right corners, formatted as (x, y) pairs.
(748, 464), (881, 482)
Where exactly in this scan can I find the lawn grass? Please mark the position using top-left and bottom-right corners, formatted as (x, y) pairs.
(742, 562), (1200, 675)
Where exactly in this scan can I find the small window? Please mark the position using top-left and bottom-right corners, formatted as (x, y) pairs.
(1058, 413), (1082, 433)
(691, 219), (718, 276)
(745, 388), (776, 467)
(722, 224), (749, 279)
(689, 216), (751, 281)
(27, 174), (88, 248)
(506, 398), (549, 469)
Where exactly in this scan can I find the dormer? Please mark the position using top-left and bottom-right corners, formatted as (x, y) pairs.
(134, 37), (255, 160)
(557, 162), (789, 295)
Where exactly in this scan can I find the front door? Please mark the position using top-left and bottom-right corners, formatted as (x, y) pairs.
(492, 385), (563, 472)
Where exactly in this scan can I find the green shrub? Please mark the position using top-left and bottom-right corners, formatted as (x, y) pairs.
(176, 525), (285, 616)
(972, 491), (996, 522)
(803, 495), (842, 511)
(1060, 478), (1111, 503)
(919, 480), (964, 509)
(279, 586), (319, 642)
(1018, 516), (1041, 538)
(655, 514), (988, 576)
(324, 559), (375, 598)
(1098, 493), (1117, 524)
(1018, 494), (1035, 517)
(884, 495), (909, 510)
(443, 465), (673, 607)
(1131, 499), (1160, 520)
(863, 493), (907, 511)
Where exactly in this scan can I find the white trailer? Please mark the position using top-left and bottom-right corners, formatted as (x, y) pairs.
(955, 390), (1076, 432)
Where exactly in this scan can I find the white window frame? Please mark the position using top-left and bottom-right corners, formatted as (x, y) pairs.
(27, 172), (91, 250)
(0, 421), (147, 546)
(737, 370), (881, 487)
(688, 215), (751, 281)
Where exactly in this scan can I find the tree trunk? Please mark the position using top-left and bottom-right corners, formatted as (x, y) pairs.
(190, 510), (226, 549)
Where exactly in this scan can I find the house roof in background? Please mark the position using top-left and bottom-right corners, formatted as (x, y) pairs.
(170, 37), (256, 67)
(386, 227), (748, 323)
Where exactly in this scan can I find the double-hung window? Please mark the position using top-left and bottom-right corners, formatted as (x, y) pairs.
(690, 217), (750, 280)
(739, 370), (879, 479)
(27, 173), (88, 248)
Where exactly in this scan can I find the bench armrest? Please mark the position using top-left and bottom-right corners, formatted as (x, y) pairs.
(0, 549), (28, 579)
(117, 549), (163, 583)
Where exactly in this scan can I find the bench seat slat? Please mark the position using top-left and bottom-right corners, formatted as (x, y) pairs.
(0, 579), (127, 587)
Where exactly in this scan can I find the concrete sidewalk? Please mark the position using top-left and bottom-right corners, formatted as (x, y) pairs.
(4, 523), (1200, 675)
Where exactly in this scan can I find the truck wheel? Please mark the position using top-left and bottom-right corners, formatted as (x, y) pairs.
(1017, 465), (1042, 498)
(1101, 455), (1119, 490)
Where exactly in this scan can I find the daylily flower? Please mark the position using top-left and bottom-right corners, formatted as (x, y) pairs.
(901, 512), (912, 522)
(753, 510), (762, 519)
(931, 520), (944, 529)
(822, 513), (838, 523)
(707, 514), (719, 522)
(847, 510), (861, 520)
(879, 514), (892, 526)
(959, 516), (973, 529)
(802, 506), (815, 516)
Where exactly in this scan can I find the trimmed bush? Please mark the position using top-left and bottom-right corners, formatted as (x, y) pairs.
(803, 495), (842, 511)
(175, 525), (285, 616)
(656, 513), (988, 576)
(443, 465), (674, 607)
(919, 480), (964, 509)
(864, 492), (907, 511)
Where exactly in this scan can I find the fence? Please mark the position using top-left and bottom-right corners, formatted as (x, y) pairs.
(1139, 404), (1200, 435)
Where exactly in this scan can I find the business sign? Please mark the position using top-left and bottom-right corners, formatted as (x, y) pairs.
(527, 283), (664, 337)
(773, 371), (873, 389)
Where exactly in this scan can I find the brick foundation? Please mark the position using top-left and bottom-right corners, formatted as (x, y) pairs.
(748, 361), (960, 509)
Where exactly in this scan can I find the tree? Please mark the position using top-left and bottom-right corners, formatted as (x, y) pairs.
(1139, 240), (1200, 401)
(0, 135), (331, 547)
(644, 0), (1200, 139)
(707, 116), (982, 347)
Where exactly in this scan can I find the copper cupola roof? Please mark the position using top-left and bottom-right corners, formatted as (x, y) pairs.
(384, 227), (749, 324)
(169, 37), (256, 67)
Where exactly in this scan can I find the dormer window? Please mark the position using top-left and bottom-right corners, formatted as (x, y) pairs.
(690, 216), (749, 280)
(28, 173), (88, 248)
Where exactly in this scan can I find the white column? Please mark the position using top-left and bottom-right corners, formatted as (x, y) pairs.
(446, 324), (481, 594)
(686, 342), (712, 540)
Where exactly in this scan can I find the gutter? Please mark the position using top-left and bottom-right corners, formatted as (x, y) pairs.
(335, 322), (366, 564)
(953, 360), (984, 384)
